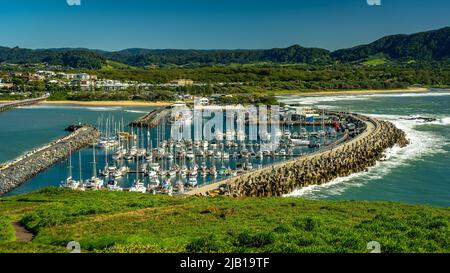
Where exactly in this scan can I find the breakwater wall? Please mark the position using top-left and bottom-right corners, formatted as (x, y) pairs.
(0, 96), (49, 113)
(130, 108), (171, 128)
(188, 113), (409, 197)
(0, 126), (100, 195)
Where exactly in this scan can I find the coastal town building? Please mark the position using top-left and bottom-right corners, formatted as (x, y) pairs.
(170, 79), (194, 86)
(57, 73), (77, 80)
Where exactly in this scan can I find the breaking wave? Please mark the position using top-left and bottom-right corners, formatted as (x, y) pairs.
(277, 91), (450, 105)
(285, 114), (447, 199)
(124, 110), (148, 114)
(18, 105), (122, 111)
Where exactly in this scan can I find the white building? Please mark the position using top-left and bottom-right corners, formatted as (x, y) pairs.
(96, 79), (130, 90)
(198, 97), (209, 106)
(57, 73), (76, 80)
(36, 70), (56, 77)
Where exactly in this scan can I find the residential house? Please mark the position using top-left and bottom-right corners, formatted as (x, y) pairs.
(170, 79), (194, 86)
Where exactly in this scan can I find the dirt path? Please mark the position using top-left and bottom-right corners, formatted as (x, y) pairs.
(12, 221), (33, 242)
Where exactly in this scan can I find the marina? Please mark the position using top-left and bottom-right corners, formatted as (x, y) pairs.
(38, 105), (364, 195)
(0, 103), (352, 196)
(1, 92), (449, 206)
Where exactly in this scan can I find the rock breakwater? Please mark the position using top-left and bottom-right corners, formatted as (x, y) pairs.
(0, 126), (100, 195)
(189, 114), (409, 197)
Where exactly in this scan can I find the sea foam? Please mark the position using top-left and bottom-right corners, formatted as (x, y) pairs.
(285, 114), (447, 199)
(124, 110), (148, 114)
(18, 105), (122, 111)
(277, 91), (450, 106)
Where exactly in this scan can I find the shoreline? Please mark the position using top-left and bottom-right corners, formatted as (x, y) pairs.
(276, 87), (430, 96)
(40, 100), (172, 107)
(1, 88), (436, 106)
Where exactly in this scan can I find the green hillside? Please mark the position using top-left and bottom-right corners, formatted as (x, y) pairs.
(0, 188), (448, 253)
(1, 26), (449, 69)
(332, 27), (450, 63)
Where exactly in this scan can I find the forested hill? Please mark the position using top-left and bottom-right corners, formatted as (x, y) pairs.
(101, 45), (331, 66)
(0, 47), (106, 69)
(0, 27), (449, 68)
(332, 27), (450, 62)
(0, 45), (331, 68)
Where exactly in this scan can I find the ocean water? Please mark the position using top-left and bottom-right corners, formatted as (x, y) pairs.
(279, 90), (450, 206)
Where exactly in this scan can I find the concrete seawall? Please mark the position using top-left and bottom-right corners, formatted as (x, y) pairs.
(0, 126), (100, 195)
(187, 113), (409, 197)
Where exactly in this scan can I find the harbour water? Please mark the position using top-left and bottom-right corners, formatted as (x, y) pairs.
(1, 103), (336, 196)
(279, 90), (450, 206)
(0, 105), (153, 195)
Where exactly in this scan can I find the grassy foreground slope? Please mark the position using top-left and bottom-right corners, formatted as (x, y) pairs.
(0, 188), (449, 253)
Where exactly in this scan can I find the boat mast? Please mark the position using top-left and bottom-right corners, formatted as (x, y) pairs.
(136, 127), (140, 181)
(78, 151), (83, 182)
(68, 142), (72, 179)
(92, 143), (97, 178)
(105, 144), (108, 169)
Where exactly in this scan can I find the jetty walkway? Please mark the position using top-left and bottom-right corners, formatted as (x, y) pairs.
(187, 113), (408, 197)
(0, 95), (49, 113)
(0, 126), (100, 195)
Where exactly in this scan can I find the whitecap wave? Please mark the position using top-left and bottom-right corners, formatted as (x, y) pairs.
(18, 105), (122, 111)
(124, 110), (148, 114)
(85, 107), (122, 112)
(285, 114), (447, 199)
(277, 91), (450, 105)
(431, 117), (450, 126)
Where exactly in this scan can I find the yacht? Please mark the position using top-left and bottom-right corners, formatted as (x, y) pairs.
(60, 144), (80, 190)
(176, 181), (185, 194)
(186, 150), (195, 160)
(148, 176), (161, 192)
(129, 179), (146, 193)
(187, 176), (198, 187)
(84, 143), (103, 190)
(149, 162), (161, 172)
(291, 139), (311, 146)
(84, 176), (103, 190)
(106, 178), (123, 191)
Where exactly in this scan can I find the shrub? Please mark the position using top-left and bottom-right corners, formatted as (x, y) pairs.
(0, 217), (15, 243)
(186, 235), (223, 253)
(235, 231), (274, 248)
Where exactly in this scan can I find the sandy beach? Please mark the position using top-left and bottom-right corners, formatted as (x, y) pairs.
(278, 87), (430, 96)
(40, 100), (172, 107)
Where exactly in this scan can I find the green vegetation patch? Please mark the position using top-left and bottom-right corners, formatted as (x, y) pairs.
(0, 216), (15, 243)
(0, 188), (449, 253)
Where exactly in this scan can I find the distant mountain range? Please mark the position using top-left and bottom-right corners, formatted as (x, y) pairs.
(0, 27), (449, 69)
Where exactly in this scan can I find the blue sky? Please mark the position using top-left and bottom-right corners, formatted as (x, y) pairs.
(0, 0), (449, 51)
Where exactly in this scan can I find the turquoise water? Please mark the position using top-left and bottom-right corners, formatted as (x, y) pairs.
(0, 105), (154, 195)
(279, 90), (450, 206)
